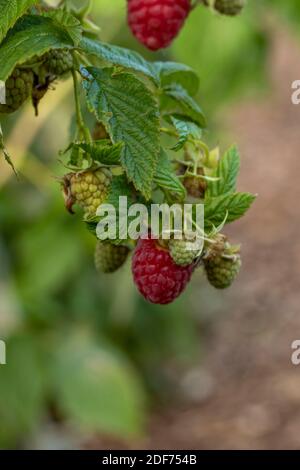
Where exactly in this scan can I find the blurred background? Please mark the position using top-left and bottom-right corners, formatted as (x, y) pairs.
(1, 0), (300, 449)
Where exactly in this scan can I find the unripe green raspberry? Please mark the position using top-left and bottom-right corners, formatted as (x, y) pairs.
(204, 254), (241, 289)
(215, 0), (245, 15)
(204, 0), (246, 16)
(169, 238), (201, 267)
(0, 67), (34, 114)
(95, 241), (129, 273)
(64, 169), (112, 217)
(43, 49), (73, 76)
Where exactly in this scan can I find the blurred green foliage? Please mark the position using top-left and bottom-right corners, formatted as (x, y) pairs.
(0, 0), (300, 448)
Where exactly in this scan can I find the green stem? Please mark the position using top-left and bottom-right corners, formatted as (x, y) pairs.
(194, 139), (210, 162)
(59, 0), (71, 11)
(76, 0), (94, 19)
(160, 127), (178, 138)
(71, 68), (92, 144)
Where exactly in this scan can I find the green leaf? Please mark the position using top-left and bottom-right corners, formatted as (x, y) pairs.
(82, 67), (160, 199)
(54, 333), (145, 437)
(70, 140), (124, 165)
(205, 192), (256, 227)
(0, 334), (45, 448)
(69, 144), (84, 167)
(0, 0), (38, 44)
(79, 37), (159, 84)
(101, 174), (138, 244)
(0, 15), (78, 81)
(207, 145), (240, 197)
(170, 117), (202, 151)
(105, 174), (135, 210)
(163, 83), (206, 128)
(42, 10), (82, 46)
(154, 61), (199, 96)
(154, 148), (186, 201)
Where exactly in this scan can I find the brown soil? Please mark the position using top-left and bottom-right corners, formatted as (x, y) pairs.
(84, 24), (300, 451)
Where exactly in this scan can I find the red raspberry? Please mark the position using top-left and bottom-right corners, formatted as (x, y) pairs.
(132, 237), (194, 304)
(127, 0), (191, 51)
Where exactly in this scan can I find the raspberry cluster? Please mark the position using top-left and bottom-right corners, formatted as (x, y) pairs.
(130, 233), (242, 304)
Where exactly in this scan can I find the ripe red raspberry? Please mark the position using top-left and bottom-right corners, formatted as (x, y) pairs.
(132, 237), (194, 304)
(127, 0), (191, 51)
